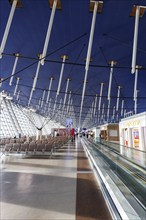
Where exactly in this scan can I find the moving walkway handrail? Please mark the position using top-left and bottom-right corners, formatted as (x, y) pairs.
(84, 137), (146, 208)
(92, 138), (146, 169)
(95, 138), (146, 153)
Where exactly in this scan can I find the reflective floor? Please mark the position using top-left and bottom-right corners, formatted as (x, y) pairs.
(0, 139), (112, 220)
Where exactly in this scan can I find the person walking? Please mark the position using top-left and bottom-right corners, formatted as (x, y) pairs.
(70, 128), (75, 142)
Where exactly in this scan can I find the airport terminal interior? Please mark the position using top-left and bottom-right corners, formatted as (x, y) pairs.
(0, 0), (146, 219)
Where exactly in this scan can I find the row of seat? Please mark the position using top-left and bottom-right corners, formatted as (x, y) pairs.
(0, 134), (60, 145)
(1, 136), (69, 155)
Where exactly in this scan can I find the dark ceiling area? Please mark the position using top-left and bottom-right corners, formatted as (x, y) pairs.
(0, 0), (146, 128)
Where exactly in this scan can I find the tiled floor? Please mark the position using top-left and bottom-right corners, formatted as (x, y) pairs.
(0, 139), (112, 220)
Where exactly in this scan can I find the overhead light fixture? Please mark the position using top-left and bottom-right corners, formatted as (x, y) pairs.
(130, 5), (146, 18)
(48, 0), (62, 9)
(89, 1), (103, 13)
(9, 0), (22, 8)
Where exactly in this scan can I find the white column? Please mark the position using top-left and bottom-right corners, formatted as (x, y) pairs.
(16, 90), (20, 101)
(53, 96), (57, 113)
(41, 0), (57, 65)
(32, 54), (42, 91)
(63, 78), (70, 107)
(116, 113), (119, 122)
(124, 109), (126, 117)
(48, 97), (52, 109)
(91, 101), (94, 118)
(131, 6), (140, 74)
(59, 98), (62, 110)
(107, 99), (110, 122)
(37, 98), (41, 110)
(107, 61), (114, 100)
(133, 66), (138, 100)
(0, 78), (3, 88)
(46, 77), (53, 103)
(94, 94), (98, 116)
(56, 55), (67, 96)
(67, 91), (71, 113)
(68, 99), (73, 115)
(98, 82), (104, 111)
(14, 77), (20, 96)
(79, 1), (98, 125)
(112, 106), (115, 121)
(121, 99), (124, 116)
(28, 55), (42, 106)
(134, 90), (137, 114)
(41, 90), (46, 108)
(101, 103), (105, 120)
(9, 54), (19, 86)
(0, 0), (18, 58)
(116, 86), (121, 111)
(28, 89), (33, 106)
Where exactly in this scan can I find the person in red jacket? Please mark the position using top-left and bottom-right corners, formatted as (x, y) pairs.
(70, 128), (75, 142)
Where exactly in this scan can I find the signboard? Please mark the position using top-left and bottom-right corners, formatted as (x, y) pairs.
(125, 120), (140, 127)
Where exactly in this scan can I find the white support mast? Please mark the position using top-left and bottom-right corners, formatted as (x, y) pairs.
(116, 86), (121, 111)
(121, 99), (124, 116)
(131, 6), (140, 74)
(13, 77), (20, 96)
(56, 55), (68, 96)
(41, 0), (58, 65)
(67, 91), (71, 113)
(98, 82), (104, 111)
(41, 90), (46, 108)
(134, 90), (138, 114)
(16, 90), (20, 101)
(107, 61), (116, 100)
(107, 99), (110, 122)
(0, 78), (3, 89)
(79, 1), (102, 126)
(28, 54), (42, 106)
(46, 77), (54, 103)
(133, 65), (140, 100)
(0, 0), (18, 58)
(63, 78), (70, 108)
(94, 94), (98, 116)
(9, 53), (19, 86)
(112, 106), (115, 121)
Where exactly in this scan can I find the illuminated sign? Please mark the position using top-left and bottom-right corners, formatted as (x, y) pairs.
(125, 120), (140, 127)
